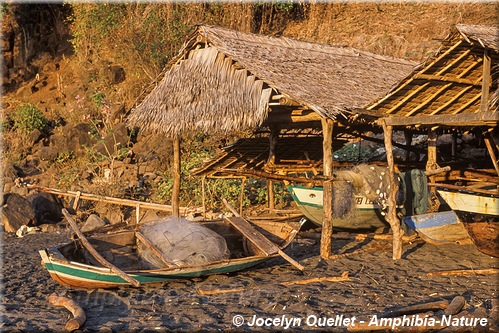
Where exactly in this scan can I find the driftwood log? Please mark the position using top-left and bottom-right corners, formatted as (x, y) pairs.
(197, 271), (350, 295)
(48, 293), (86, 332)
(426, 268), (499, 277)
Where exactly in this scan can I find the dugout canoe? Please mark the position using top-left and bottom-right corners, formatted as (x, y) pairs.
(39, 218), (304, 289)
(436, 183), (499, 257)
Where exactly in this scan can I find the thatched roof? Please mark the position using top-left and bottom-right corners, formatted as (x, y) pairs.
(127, 25), (416, 137)
(369, 24), (498, 128)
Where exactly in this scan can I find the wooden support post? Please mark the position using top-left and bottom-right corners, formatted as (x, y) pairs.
(268, 180), (275, 210)
(381, 120), (403, 260)
(267, 125), (280, 168)
(172, 136), (181, 218)
(135, 204), (140, 225)
(72, 191), (81, 211)
(427, 129), (438, 196)
(404, 130), (412, 162)
(452, 132), (457, 161)
(321, 118), (334, 260)
(239, 177), (246, 216)
(480, 49), (491, 112)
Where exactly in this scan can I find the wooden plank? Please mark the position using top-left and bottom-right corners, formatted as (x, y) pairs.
(62, 209), (140, 287)
(484, 133), (499, 177)
(222, 199), (304, 271)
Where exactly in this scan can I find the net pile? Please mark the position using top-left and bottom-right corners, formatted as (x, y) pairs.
(137, 218), (230, 269)
(331, 164), (428, 217)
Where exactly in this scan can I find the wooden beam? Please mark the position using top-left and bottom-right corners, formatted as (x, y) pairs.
(172, 136), (181, 218)
(480, 49), (491, 112)
(380, 120), (403, 260)
(321, 118), (334, 260)
(413, 73), (480, 86)
(380, 111), (498, 127)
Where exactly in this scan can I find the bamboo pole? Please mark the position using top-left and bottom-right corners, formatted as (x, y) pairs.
(48, 293), (86, 332)
(172, 136), (181, 218)
(268, 180), (275, 210)
(62, 209), (140, 287)
(381, 120), (403, 260)
(27, 184), (197, 214)
(479, 49), (491, 112)
(321, 118), (334, 260)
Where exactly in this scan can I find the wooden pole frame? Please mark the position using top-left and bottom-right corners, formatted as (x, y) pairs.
(320, 118), (334, 260)
(172, 136), (181, 218)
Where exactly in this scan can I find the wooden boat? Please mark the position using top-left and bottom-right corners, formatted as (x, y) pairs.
(288, 184), (388, 230)
(436, 183), (499, 257)
(402, 211), (472, 245)
(39, 217), (304, 289)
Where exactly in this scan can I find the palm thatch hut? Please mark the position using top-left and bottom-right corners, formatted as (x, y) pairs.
(127, 24), (416, 259)
(366, 24), (498, 259)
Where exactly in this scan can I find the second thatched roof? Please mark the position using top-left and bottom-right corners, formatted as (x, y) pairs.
(127, 25), (416, 137)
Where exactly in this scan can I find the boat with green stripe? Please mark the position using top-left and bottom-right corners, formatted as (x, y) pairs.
(40, 218), (303, 289)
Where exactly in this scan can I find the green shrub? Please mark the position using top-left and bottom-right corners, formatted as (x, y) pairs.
(11, 103), (47, 133)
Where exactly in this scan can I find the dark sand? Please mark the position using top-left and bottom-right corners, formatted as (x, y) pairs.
(1, 228), (498, 332)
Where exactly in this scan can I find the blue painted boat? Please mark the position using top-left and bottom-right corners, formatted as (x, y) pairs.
(402, 211), (472, 245)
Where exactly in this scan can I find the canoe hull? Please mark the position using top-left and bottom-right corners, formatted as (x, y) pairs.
(40, 219), (303, 289)
(437, 186), (499, 257)
(288, 185), (387, 229)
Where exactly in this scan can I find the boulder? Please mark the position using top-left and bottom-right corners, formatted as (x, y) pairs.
(26, 193), (62, 224)
(81, 214), (107, 233)
(1, 193), (36, 232)
(33, 146), (58, 162)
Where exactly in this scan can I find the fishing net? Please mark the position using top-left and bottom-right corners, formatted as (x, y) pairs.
(137, 218), (230, 269)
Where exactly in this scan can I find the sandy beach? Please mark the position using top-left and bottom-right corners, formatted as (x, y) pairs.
(2, 227), (498, 332)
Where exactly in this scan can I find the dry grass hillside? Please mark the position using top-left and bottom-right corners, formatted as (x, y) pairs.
(1, 2), (497, 210)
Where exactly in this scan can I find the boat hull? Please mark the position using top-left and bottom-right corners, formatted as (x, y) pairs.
(402, 211), (472, 245)
(288, 185), (387, 229)
(40, 219), (303, 289)
(437, 186), (499, 257)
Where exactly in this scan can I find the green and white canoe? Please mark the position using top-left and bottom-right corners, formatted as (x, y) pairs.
(40, 219), (303, 289)
(288, 184), (388, 229)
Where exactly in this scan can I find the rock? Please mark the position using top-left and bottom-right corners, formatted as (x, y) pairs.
(1, 193), (36, 232)
(81, 214), (107, 232)
(137, 210), (161, 224)
(50, 123), (96, 153)
(94, 202), (124, 225)
(26, 193), (62, 224)
(105, 65), (125, 84)
(93, 123), (129, 157)
(33, 146), (58, 162)
(28, 129), (43, 145)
